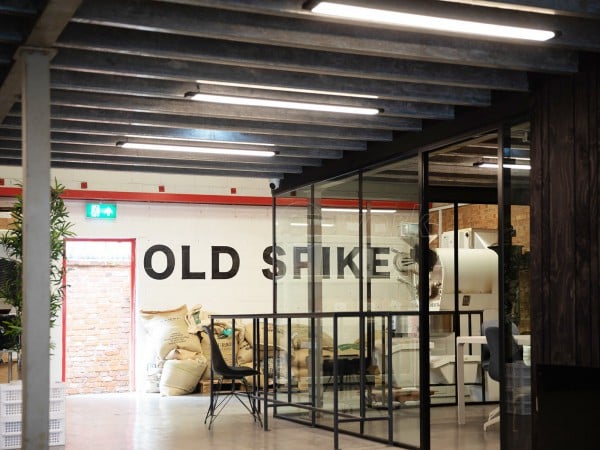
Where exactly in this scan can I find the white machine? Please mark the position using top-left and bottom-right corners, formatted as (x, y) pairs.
(429, 247), (499, 316)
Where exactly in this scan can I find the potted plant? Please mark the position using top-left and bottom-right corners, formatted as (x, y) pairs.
(0, 179), (75, 352)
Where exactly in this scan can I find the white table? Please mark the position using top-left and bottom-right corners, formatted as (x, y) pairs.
(456, 334), (530, 424)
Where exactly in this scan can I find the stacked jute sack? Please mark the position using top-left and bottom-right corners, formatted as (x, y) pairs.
(140, 304), (247, 396)
(140, 304), (207, 396)
(140, 305), (362, 394)
(234, 322), (345, 388)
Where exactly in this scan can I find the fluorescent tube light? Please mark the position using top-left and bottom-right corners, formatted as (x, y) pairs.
(474, 162), (531, 170)
(322, 207), (397, 213)
(291, 222), (335, 227)
(124, 135), (275, 147)
(186, 92), (380, 115)
(116, 141), (276, 157)
(308, 1), (556, 42)
(195, 79), (378, 99)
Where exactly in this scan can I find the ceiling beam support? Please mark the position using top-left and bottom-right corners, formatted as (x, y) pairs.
(58, 23), (529, 91)
(51, 49), (491, 106)
(74, 0), (578, 72)
(0, 0), (82, 123)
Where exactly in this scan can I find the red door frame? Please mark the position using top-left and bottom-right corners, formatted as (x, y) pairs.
(62, 237), (137, 391)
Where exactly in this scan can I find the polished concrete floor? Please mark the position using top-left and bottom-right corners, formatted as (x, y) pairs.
(61, 393), (499, 450)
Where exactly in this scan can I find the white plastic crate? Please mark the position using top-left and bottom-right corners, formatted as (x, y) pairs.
(0, 403), (21, 420)
(49, 383), (65, 401)
(1, 381), (65, 398)
(0, 381), (65, 419)
(0, 385), (21, 404)
(0, 419), (21, 435)
(48, 429), (65, 446)
(0, 433), (20, 450)
(0, 417), (64, 436)
(0, 429), (65, 449)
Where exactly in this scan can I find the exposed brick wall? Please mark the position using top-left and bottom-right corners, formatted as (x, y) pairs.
(65, 261), (131, 394)
(434, 204), (530, 251)
(0, 218), (12, 229)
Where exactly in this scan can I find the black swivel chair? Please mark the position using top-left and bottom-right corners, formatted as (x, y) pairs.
(202, 325), (262, 429)
(483, 324), (526, 431)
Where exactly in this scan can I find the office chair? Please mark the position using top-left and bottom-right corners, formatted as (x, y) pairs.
(483, 324), (523, 431)
(202, 325), (262, 429)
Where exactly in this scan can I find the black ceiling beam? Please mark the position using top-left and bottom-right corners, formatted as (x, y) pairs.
(74, 0), (578, 72)
(51, 49), (491, 106)
(426, 0), (600, 19)
(278, 91), (531, 191)
(164, 0), (600, 20)
(57, 23), (529, 91)
(47, 143), (326, 166)
(4, 104), (389, 143)
(49, 70), (456, 121)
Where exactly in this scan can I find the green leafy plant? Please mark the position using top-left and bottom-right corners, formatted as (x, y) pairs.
(0, 179), (75, 349)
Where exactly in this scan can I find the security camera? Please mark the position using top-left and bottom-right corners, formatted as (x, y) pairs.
(269, 178), (280, 190)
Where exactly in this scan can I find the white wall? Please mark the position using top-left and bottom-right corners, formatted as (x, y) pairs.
(1, 166), (273, 386)
(1, 166), (420, 389)
(64, 200), (274, 389)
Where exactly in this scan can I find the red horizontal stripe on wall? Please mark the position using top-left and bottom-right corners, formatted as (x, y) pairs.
(0, 187), (418, 210)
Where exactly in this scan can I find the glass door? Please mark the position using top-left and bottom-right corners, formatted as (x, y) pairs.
(498, 123), (531, 450)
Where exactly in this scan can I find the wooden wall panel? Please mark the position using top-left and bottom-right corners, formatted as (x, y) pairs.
(531, 57), (600, 368)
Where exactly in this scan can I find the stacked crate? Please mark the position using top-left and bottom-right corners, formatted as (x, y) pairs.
(0, 381), (65, 449)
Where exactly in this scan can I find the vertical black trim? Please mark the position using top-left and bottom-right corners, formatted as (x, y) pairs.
(359, 172), (364, 313)
(309, 185), (317, 426)
(310, 185), (315, 314)
(358, 173), (366, 433)
(272, 196), (277, 315)
(452, 203), (461, 405)
(498, 123), (510, 450)
(419, 150), (431, 450)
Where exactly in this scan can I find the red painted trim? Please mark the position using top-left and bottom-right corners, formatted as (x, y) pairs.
(0, 187), (21, 197)
(130, 239), (136, 392)
(61, 249), (67, 383)
(0, 186), (419, 210)
(62, 190), (275, 206)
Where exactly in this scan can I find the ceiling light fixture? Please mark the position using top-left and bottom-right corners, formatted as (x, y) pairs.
(195, 79), (378, 99)
(291, 222), (335, 227)
(474, 161), (531, 170)
(123, 135), (275, 147)
(322, 207), (397, 213)
(306, 1), (556, 42)
(116, 141), (276, 157)
(185, 92), (381, 115)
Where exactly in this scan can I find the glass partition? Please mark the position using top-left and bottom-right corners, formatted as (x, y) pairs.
(274, 187), (312, 315)
(359, 158), (421, 448)
(501, 122), (531, 450)
(272, 120), (532, 450)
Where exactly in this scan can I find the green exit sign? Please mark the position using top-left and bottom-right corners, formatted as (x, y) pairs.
(86, 203), (117, 219)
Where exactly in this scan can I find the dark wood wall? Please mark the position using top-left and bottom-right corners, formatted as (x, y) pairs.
(530, 56), (600, 368)
(530, 56), (600, 450)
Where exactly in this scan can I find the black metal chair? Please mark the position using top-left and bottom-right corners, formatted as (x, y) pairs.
(483, 324), (526, 431)
(202, 325), (262, 429)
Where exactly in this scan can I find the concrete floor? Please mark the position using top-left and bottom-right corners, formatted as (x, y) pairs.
(60, 393), (499, 450)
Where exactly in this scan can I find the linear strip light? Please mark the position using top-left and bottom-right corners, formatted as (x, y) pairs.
(116, 141), (276, 157)
(291, 222), (335, 227)
(307, 1), (556, 42)
(474, 161), (531, 170)
(322, 207), (397, 213)
(195, 79), (378, 99)
(185, 92), (381, 115)
(124, 135), (275, 147)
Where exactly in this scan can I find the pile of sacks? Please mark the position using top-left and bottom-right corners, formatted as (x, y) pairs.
(140, 304), (247, 396)
(140, 304), (207, 396)
(140, 305), (365, 395)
